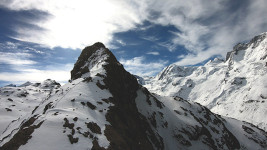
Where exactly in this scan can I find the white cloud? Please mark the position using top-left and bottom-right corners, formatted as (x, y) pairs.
(134, 0), (267, 65)
(146, 51), (159, 55)
(1, 0), (267, 67)
(0, 0), (146, 49)
(116, 39), (126, 46)
(0, 41), (73, 84)
(120, 56), (168, 76)
(0, 70), (70, 83)
(0, 52), (36, 65)
(0, 63), (73, 83)
(142, 36), (159, 42)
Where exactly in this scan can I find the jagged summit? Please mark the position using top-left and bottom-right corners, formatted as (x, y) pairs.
(226, 32), (267, 61)
(1, 40), (267, 150)
(143, 32), (267, 131)
(71, 42), (117, 80)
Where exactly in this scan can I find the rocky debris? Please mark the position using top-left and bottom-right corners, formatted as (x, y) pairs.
(0, 115), (44, 150)
(70, 42), (164, 149)
(86, 122), (101, 134)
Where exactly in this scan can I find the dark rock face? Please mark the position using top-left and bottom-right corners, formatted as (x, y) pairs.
(71, 42), (164, 150)
(103, 59), (164, 150)
(1, 115), (44, 150)
(226, 32), (267, 61)
(71, 42), (107, 80)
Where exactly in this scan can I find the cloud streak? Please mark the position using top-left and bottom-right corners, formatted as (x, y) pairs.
(1, 0), (267, 75)
(0, 52), (36, 65)
(0, 0), (145, 49)
(120, 56), (168, 76)
(146, 51), (159, 55)
(0, 41), (75, 85)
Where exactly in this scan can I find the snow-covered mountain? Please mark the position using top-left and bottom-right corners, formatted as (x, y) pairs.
(1, 42), (267, 150)
(142, 32), (267, 132)
(0, 79), (60, 135)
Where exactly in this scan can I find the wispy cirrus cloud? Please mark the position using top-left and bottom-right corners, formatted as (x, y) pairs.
(1, 0), (267, 77)
(120, 56), (168, 76)
(146, 51), (159, 56)
(0, 52), (36, 65)
(140, 0), (267, 65)
(0, 65), (72, 83)
(0, 41), (77, 85)
(0, 0), (146, 49)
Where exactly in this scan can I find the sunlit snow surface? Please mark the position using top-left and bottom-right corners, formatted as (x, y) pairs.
(143, 32), (267, 131)
(0, 45), (267, 149)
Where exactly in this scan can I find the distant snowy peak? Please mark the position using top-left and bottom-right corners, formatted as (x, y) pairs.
(155, 64), (196, 80)
(1, 42), (267, 150)
(4, 84), (16, 87)
(39, 79), (61, 89)
(143, 32), (267, 132)
(18, 81), (32, 87)
(226, 32), (267, 63)
(71, 42), (118, 80)
(152, 32), (267, 82)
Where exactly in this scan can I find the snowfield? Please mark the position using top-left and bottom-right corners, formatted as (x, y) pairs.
(142, 32), (267, 131)
(0, 41), (267, 149)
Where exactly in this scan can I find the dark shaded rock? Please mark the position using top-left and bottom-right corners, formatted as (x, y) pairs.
(86, 122), (101, 134)
(31, 106), (39, 114)
(101, 50), (164, 149)
(101, 98), (110, 104)
(7, 98), (13, 102)
(242, 125), (255, 134)
(63, 118), (74, 129)
(92, 139), (106, 150)
(71, 42), (106, 80)
(174, 134), (192, 146)
(5, 108), (12, 112)
(67, 134), (79, 144)
(83, 77), (92, 82)
(245, 100), (260, 103)
(96, 81), (107, 90)
(43, 102), (53, 114)
(1, 115), (44, 150)
(71, 42), (164, 149)
(87, 102), (96, 110)
(73, 117), (78, 122)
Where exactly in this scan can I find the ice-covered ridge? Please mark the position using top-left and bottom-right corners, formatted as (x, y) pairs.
(81, 47), (109, 78)
(143, 32), (267, 131)
(1, 41), (267, 149)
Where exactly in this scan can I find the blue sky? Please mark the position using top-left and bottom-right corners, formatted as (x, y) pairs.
(0, 0), (267, 86)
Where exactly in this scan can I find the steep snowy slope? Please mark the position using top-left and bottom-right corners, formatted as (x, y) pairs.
(1, 42), (267, 150)
(0, 79), (60, 134)
(143, 32), (267, 131)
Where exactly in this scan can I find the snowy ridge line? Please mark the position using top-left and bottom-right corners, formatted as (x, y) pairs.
(40, 79), (83, 117)
(1, 117), (20, 135)
(142, 32), (267, 131)
(1, 41), (267, 149)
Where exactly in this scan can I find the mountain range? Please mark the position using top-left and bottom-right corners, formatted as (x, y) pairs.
(141, 32), (267, 132)
(0, 34), (267, 150)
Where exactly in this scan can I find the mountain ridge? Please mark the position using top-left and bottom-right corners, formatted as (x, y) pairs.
(142, 32), (267, 131)
(0, 41), (267, 149)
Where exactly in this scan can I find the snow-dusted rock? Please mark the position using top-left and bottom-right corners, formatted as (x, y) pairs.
(143, 32), (267, 131)
(1, 42), (267, 150)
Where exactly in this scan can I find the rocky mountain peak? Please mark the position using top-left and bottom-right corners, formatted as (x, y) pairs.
(226, 32), (267, 61)
(71, 42), (163, 149)
(71, 42), (118, 80)
(1, 39), (267, 149)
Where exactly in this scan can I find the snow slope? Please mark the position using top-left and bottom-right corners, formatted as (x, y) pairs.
(143, 32), (267, 131)
(0, 42), (267, 150)
(0, 79), (60, 134)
